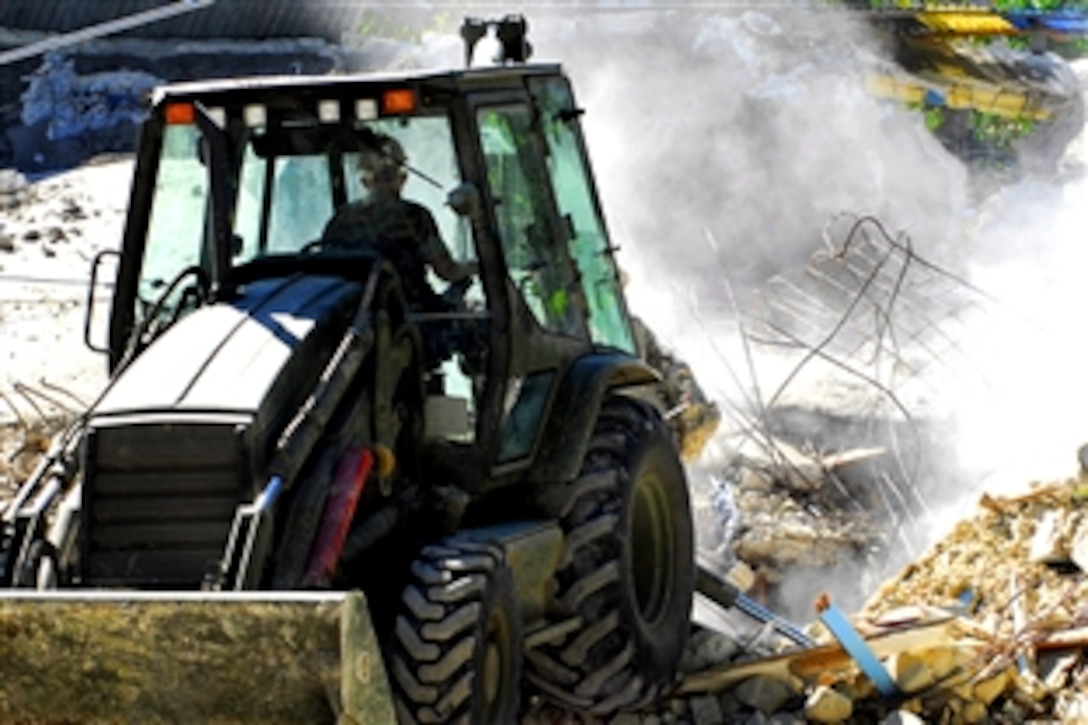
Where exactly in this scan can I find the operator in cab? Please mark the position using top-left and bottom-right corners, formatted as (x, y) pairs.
(320, 133), (477, 312)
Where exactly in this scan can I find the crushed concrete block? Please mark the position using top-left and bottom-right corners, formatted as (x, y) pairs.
(835, 672), (876, 702)
(803, 685), (853, 723)
(733, 675), (796, 715)
(1070, 517), (1088, 572)
(973, 668), (1010, 706)
(1057, 693), (1088, 722)
(886, 651), (935, 693)
(961, 700), (987, 724)
(741, 467), (775, 491)
(726, 559), (757, 592)
(916, 646), (962, 681)
(1029, 510), (1069, 564)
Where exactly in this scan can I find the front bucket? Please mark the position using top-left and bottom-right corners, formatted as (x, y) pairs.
(0, 589), (393, 723)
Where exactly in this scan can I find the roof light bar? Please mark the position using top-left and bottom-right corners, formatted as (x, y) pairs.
(355, 99), (378, 121)
(243, 104), (267, 128)
(381, 89), (416, 115)
(164, 102), (195, 125)
(318, 100), (341, 123)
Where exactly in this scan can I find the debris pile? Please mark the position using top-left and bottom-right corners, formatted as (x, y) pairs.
(629, 469), (1088, 725)
(722, 435), (886, 594)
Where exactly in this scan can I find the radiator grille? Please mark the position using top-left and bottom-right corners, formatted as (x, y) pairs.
(83, 421), (246, 588)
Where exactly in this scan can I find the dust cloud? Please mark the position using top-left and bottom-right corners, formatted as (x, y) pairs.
(524, 7), (1088, 607)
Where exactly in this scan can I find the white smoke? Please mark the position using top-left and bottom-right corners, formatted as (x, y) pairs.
(529, 9), (1088, 603)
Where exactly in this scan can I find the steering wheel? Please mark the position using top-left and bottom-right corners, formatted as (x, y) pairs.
(300, 238), (332, 255)
(132, 265), (210, 352)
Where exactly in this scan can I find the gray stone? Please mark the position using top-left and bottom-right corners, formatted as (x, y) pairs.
(697, 632), (742, 667)
(682, 628), (743, 672)
(719, 691), (744, 717)
(768, 714), (805, 725)
(690, 695), (724, 725)
(733, 675), (795, 715)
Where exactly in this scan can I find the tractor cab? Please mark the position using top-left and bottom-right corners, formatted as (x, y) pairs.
(99, 46), (642, 486)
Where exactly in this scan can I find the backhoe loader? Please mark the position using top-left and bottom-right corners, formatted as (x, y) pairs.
(0, 18), (697, 722)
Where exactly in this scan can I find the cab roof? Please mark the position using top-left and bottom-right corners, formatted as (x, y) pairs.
(151, 63), (565, 106)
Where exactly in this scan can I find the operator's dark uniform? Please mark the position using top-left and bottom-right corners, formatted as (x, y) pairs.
(321, 195), (449, 312)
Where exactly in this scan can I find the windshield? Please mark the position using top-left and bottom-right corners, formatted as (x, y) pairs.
(232, 116), (470, 263)
(134, 111), (475, 336)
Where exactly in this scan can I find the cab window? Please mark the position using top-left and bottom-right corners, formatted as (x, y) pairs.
(529, 77), (635, 354)
(477, 105), (584, 339)
(137, 123), (209, 321)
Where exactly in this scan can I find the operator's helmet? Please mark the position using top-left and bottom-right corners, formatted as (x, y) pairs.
(358, 134), (407, 184)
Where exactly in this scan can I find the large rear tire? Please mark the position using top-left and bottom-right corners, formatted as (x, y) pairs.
(390, 538), (522, 724)
(527, 397), (694, 714)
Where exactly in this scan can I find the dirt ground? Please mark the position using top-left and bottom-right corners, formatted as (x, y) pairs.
(0, 155), (131, 490)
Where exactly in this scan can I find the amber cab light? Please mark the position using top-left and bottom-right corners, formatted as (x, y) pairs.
(164, 102), (196, 125)
(382, 88), (416, 115)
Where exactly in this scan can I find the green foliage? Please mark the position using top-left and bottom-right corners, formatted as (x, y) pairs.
(923, 106), (946, 132)
(971, 112), (1035, 148)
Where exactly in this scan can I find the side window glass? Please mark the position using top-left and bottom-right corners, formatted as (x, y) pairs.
(497, 371), (554, 462)
(529, 78), (635, 354)
(476, 106), (584, 338)
(140, 123), (208, 312)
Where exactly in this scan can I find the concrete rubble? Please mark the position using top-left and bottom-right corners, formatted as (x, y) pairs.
(522, 445), (1088, 723)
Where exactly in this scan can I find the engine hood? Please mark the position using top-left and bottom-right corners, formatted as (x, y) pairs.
(94, 275), (362, 421)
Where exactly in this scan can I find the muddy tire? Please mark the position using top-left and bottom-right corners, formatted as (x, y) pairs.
(527, 397), (694, 714)
(390, 538), (522, 724)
